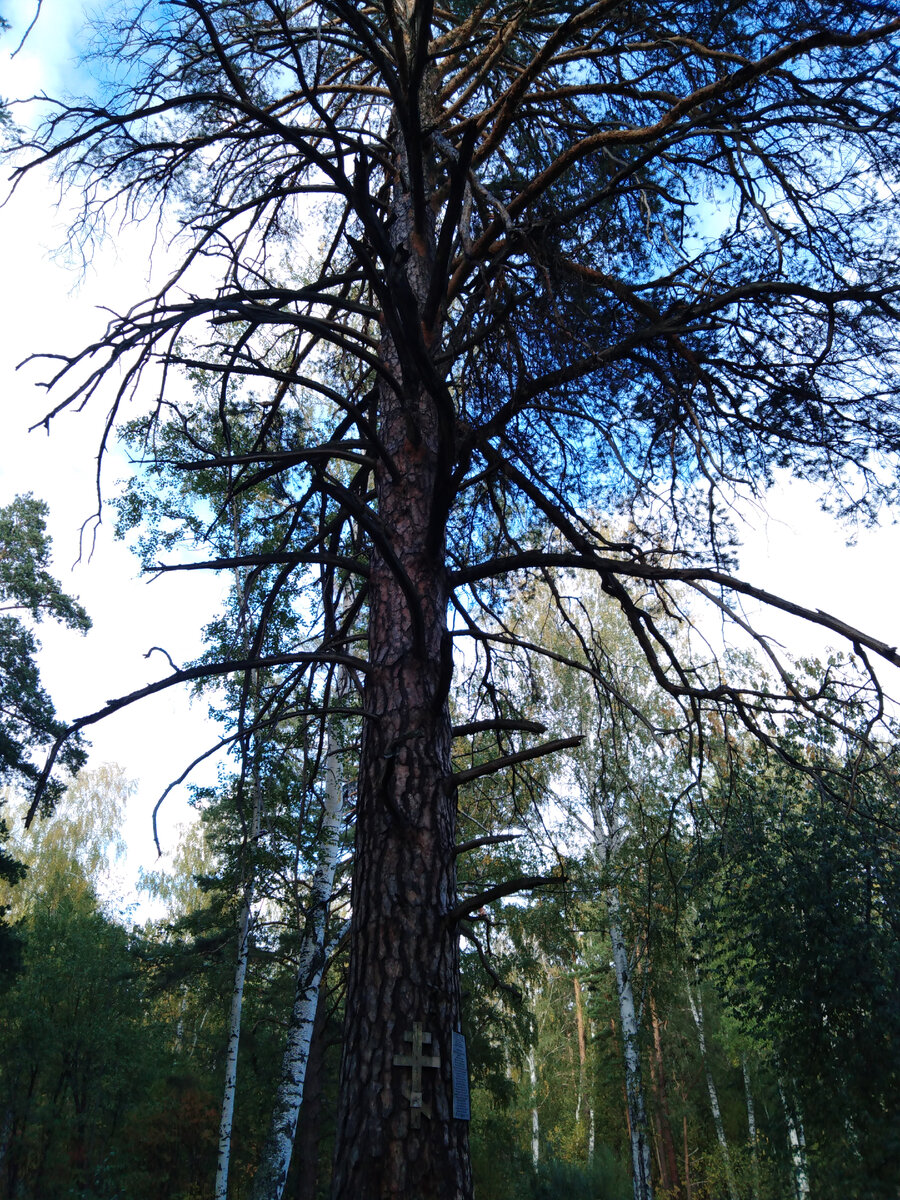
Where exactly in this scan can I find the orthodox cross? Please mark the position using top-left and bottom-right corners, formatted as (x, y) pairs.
(393, 1022), (441, 1128)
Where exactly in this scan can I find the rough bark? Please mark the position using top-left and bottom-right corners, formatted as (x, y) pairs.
(329, 107), (470, 1199)
(607, 886), (654, 1200)
(252, 731), (344, 1200)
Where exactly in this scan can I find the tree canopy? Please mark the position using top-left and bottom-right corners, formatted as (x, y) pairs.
(8, 2), (900, 1196)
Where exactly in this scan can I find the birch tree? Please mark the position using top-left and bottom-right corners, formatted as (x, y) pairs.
(251, 690), (348, 1200)
(13, 3), (900, 1195)
(510, 574), (688, 1200)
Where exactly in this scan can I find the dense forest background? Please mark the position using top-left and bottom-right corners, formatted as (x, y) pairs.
(1, 525), (898, 1199)
(3, 0), (900, 1197)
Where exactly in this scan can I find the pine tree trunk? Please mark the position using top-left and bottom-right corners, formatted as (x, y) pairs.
(329, 111), (470, 1199)
(606, 886), (654, 1200)
(252, 734), (344, 1200)
(686, 977), (736, 1200)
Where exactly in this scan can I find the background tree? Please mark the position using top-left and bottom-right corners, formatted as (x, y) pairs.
(11, 3), (900, 1196)
(694, 691), (900, 1199)
(0, 493), (91, 979)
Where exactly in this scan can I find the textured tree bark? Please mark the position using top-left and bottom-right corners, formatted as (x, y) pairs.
(329, 110), (470, 1198)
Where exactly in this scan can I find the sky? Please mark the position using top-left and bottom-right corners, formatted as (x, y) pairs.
(2, 0), (900, 904)
(1, 0), (228, 902)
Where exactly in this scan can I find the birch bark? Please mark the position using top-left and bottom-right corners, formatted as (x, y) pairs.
(527, 1046), (540, 1168)
(251, 725), (345, 1200)
(742, 1057), (760, 1200)
(686, 977), (736, 1200)
(778, 1076), (810, 1200)
(214, 508), (264, 1200)
(606, 883), (655, 1200)
(215, 879), (255, 1200)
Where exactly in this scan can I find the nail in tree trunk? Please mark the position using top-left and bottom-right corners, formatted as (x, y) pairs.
(607, 885), (655, 1200)
(252, 724), (345, 1200)
(329, 104), (470, 1199)
(685, 977), (736, 1200)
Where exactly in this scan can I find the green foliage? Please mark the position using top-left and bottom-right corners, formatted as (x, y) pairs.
(529, 1153), (631, 1200)
(469, 1089), (630, 1200)
(0, 884), (161, 1198)
(0, 495), (90, 808)
(696, 704), (900, 1198)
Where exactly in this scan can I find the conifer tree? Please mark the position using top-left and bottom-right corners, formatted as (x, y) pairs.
(11, 4), (900, 1195)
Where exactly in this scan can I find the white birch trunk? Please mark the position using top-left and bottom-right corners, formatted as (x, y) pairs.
(686, 977), (736, 1200)
(742, 1056), (760, 1200)
(214, 514), (263, 1200)
(528, 1046), (540, 1168)
(607, 885), (654, 1200)
(588, 1018), (596, 1164)
(250, 740), (345, 1200)
(215, 888), (254, 1200)
(778, 1076), (810, 1200)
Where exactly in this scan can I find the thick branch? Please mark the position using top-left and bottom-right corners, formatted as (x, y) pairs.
(446, 875), (561, 924)
(449, 735), (584, 788)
